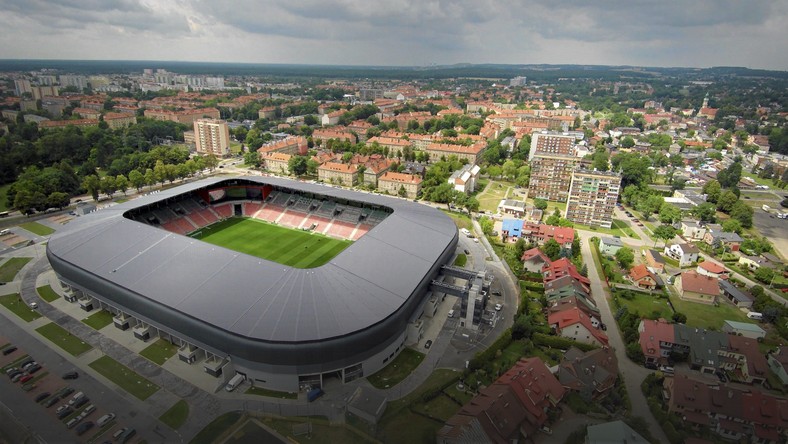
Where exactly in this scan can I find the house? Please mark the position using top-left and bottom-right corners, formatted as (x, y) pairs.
(557, 347), (618, 402)
(437, 357), (565, 443)
(599, 237), (624, 256)
(629, 264), (658, 290)
(738, 254), (779, 272)
(548, 306), (608, 346)
(587, 421), (649, 444)
(644, 249), (666, 273)
(542, 258), (590, 287)
(544, 276), (593, 305)
(722, 320), (766, 340)
(685, 327), (729, 373)
(377, 172), (422, 199)
(723, 335), (770, 385)
(501, 219), (524, 241)
(719, 280), (753, 308)
(497, 199), (526, 217)
(703, 224), (742, 251)
(664, 243), (699, 266)
(664, 373), (788, 443)
(546, 295), (599, 319)
(767, 346), (788, 386)
(262, 152), (292, 175)
(675, 270), (719, 304)
(638, 318), (676, 365)
(697, 261), (729, 279)
(320, 110), (344, 126)
(448, 164), (481, 193)
(317, 162), (359, 186)
(521, 223), (575, 250)
(681, 220), (707, 240)
(521, 247), (550, 273)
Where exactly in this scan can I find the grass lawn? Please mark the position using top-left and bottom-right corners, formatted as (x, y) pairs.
(668, 296), (753, 329)
(453, 253), (467, 267)
(245, 386), (298, 399)
(88, 355), (159, 401)
(191, 217), (350, 268)
(476, 180), (511, 212)
(367, 348), (425, 389)
(0, 257), (33, 282)
(81, 310), (114, 330)
(189, 411), (243, 444)
(575, 220), (641, 240)
(378, 369), (461, 443)
(614, 291), (673, 320)
(0, 293), (42, 322)
(439, 209), (473, 231)
(411, 393), (462, 421)
(140, 338), (178, 365)
(36, 285), (60, 303)
(159, 400), (189, 430)
(19, 221), (55, 236)
(35, 322), (92, 355)
(260, 417), (375, 444)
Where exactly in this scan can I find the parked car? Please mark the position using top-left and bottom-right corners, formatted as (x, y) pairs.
(424, 340), (432, 349)
(34, 392), (51, 403)
(62, 371), (79, 380)
(2, 345), (18, 355)
(60, 387), (74, 397)
(494, 303), (503, 311)
(27, 364), (42, 374)
(18, 374), (33, 384)
(11, 373), (25, 383)
(644, 362), (658, 370)
(43, 395), (60, 408)
(7, 370), (22, 380)
(56, 407), (73, 419)
(96, 413), (116, 427)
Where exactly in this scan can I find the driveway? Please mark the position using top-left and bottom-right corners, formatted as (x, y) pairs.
(577, 229), (668, 443)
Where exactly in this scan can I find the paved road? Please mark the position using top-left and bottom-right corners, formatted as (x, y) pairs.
(577, 230), (669, 443)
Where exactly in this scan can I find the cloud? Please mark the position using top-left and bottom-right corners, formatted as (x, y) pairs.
(0, 0), (785, 69)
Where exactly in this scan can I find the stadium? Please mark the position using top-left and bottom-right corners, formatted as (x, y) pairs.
(46, 176), (458, 391)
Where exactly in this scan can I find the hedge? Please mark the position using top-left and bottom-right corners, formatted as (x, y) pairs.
(468, 329), (513, 371)
(533, 332), (596, 352)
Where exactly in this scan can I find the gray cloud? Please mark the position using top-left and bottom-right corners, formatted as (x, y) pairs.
(0, 0), (785, 69)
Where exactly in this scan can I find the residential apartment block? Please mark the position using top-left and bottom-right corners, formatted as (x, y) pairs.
(565, 169), (621, 228)
(144, 107), (220, 126)
(528, 131), (575, 161)
(318, 162), (359, 186)
(528, 153), (578, 202)
(194, 118), (231, 157)
(103, 112), (137, 130)
(424, 142), (486, 164)
(377, 172), (422, 198)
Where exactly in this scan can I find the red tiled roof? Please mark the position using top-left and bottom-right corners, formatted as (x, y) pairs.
(699, 261), (726, 274)
(548, 307), (608, 345)
(638, 319), (675, 359)
(680, 271), (720, 297)
(521, 247), (549, 263)
(629, 264), (653, 282)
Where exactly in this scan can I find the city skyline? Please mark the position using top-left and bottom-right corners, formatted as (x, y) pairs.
(0, 0), (787, 71)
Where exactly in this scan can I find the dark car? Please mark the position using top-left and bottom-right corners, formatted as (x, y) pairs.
(2, 345), (18, 355)
(424, 340), (433, 349)
(60, 387), (74, 397)
(43, 395), (60, 408)
(75, 421), (94, 436)
(56, 407), (73, 419)
(34, 392), (51, 403)
(7, 370), (22, 380)
(27, 364), (42, 374)
(600, 323), (607, 331)
(464, 249), (470, 254)
(644, 362), (658, 370)
(73, 397), (89, 408)
(62, 371), (79, 380)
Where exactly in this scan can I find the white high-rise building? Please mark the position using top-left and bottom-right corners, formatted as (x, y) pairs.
(194, 119), (231, 157)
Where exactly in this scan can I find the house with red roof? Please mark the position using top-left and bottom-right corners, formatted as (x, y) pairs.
(521, 247), (550, 273)
(675, 270), (719, 305)
(629, 264), (658, 290)
(724, 335), (770, 385)
(638, 318), (676, 365)
(548, 306), (608, 346)
(521, 223), (575, 250)
(542, 258), (590, 286)
(437, 357), (565, 443)
(696, 261), (729, 279)
(557, 347), (618, 402)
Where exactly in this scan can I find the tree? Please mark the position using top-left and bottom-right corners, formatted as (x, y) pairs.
(653, 224), (678, 247)
(486, 165), (502, 179)
(143, 168), (156, 190)
(716, 190), (739, 213)
(754, 266), (775, 285)
(571, 235), (581, 259)
(658, 203), (682, 224)
(672, 312), (687, 324)
(691, 203), (717, 223)
(545, 209), (561, 226)
(620, 136), (635, 148)
(244, 151), (260, 167)
(129, 169), (145, 192)
(615, 247), (635, 270)
(288, 156), (308, 176)
(115, 175), (129, 195)
(204, 154), (219, 172)
(479, 216), (494, 235)
(721, 218), (743, 234)
(729, 201), (754, 228)
(464, 197), (480, 214)
(533, 198), (548, 211)
(542, 238), (562, 261)
(306, 159), (319, 176)
(717, 162), (742, 188)
(702, 180), (721, 204)
(592, 150), (609, 171)
(502, 160), (517, 180)
(82, 175), (100, 202)
(100, 175), (117, 198)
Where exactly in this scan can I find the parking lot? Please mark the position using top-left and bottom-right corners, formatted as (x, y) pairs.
(1, 336), (138, 443)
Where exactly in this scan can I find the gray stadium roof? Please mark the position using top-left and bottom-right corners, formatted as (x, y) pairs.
(47, 176), (457, 343)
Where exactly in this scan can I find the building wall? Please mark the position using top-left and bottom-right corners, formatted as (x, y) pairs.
(194, 119), (231, 157)
(565, 170), (621, 229)
(528, 154), (578, 202)
(266, 159), (290, 175)
(559, 323), (604, 346)
(378, 178), (421, 198)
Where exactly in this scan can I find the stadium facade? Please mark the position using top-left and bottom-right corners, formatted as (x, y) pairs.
(46, 176), (458, 391)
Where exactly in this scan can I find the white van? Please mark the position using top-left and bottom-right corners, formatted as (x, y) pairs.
(747, 312), (763, 321)
(460, 228), (471, 237)
(448, 310), (455, 318)
(225, 374), (245, 392)
(68, 392), (85, 406)
(0, 229), (10, 235)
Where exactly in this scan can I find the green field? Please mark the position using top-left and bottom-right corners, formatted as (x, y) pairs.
(0, 257), (33, 282)
(190, 217), (351, 268)
(89, 355), (159, 400)
(19, 221), (55, 236)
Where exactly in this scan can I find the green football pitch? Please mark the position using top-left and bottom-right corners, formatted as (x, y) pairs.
(189, 217), (351, 269)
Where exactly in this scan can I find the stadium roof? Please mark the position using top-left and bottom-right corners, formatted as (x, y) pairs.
(48, 176), (457, 343)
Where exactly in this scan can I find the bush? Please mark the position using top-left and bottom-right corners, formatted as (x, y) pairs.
(533, 332), (596, 352)
(468, 329), (513, 371)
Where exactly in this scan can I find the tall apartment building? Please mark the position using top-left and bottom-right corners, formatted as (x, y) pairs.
(59, 75), (88, 91)
(509, 76), (527, 87)
(528, 154), (579, 202)
(14, 79), (32, 96)
(564, 169), (622, 229)
(529, 131), (575, 161)
(194, 118), (231, 157)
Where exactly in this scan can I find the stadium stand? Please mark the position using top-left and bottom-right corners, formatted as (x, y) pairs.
(214, 204), (233, 219)
(278, 210), (307, 229)
(243, 202), (264, 218)
(314, 201), (336, 218)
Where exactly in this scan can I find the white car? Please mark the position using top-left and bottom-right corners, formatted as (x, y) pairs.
(97, 413), (116, 427)
(494, 303), (503, 311)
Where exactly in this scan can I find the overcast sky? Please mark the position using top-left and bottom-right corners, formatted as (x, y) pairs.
(0, 0), (786, 70)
